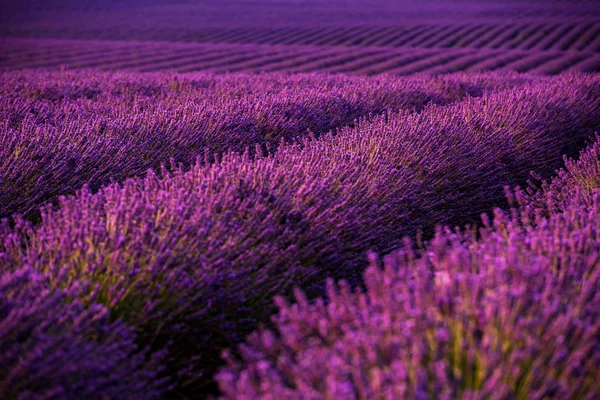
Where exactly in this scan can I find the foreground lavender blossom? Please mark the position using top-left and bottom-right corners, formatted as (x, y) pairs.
(0, 268), (168, 399)
(0, 70), (535, 220)
(1, 74), (599, 396)
(217, 138), (600, 400)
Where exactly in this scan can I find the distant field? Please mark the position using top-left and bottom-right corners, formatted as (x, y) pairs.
(3, 0), (600, 28)
(2, 38), (599, 74)
(4, 23), (600, 52)
(1, 0), (599, 74)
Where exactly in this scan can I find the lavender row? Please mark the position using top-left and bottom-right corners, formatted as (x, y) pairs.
(217, 137), (600, 400)
(0, 70), (537, 219)
(2, 74), (600, 397)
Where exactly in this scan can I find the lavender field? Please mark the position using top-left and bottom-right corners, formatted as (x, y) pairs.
(1, 1), (600, 399)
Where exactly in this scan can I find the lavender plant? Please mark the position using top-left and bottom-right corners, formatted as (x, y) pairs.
(0, 267), (169, 399)
(2, 74), (599, 396)
(521, 134), (600, 214)
(217, 138), (600, 400)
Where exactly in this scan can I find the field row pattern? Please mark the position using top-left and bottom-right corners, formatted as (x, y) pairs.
(1, 39), (600, 74)
(2, 22), (600, 52)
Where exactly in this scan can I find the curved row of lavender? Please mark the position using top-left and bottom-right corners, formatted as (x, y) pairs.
(0, 70), (537, 220)
(1, 73), (599, 398)
(217, 137), (600, 400)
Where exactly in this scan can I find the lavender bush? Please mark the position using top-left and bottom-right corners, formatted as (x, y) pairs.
(2, 74), (599, 396)
(0, 70), (536, 220)
(521, 134), (600, 214)
(217, 137), (600, 400)
(0, 267), (168, 399)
